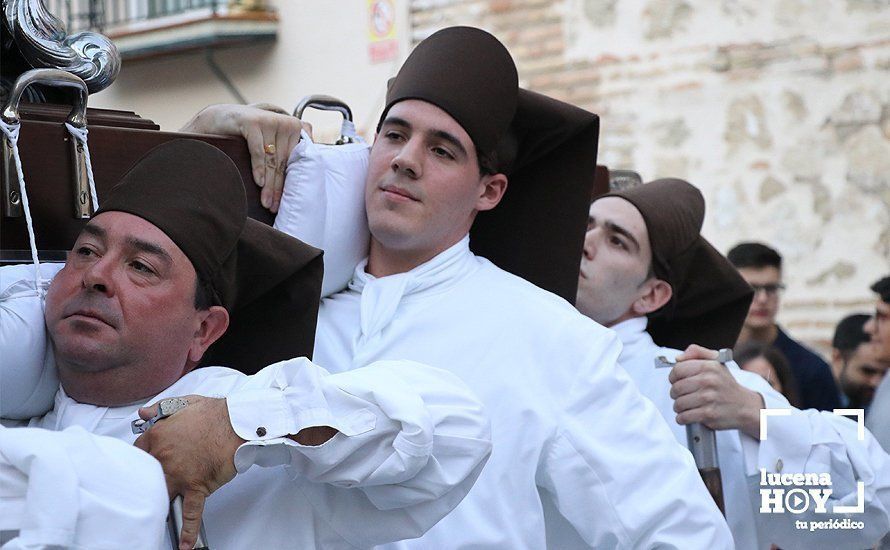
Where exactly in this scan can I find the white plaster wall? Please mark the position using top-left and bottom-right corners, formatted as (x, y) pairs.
(89, 0), (411, 138)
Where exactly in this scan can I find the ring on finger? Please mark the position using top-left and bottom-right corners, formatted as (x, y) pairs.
(157, 397), (190, 417)
(264, 143), (277, 155)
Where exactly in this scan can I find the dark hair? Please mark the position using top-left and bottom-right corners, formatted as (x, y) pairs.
(832, 313), (871, 360)
(727, 242), (782, 270)
(194, 276), (220, 310)
(477, 150), (497, 176)
(734, 342), (800, 407)
(872, 276), (890, 304)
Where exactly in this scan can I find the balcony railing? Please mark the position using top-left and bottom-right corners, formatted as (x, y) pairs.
(46, 0), (278, 60)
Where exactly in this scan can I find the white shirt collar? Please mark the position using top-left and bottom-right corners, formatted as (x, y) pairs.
(347, 235), (475, 341)
(610, 316), (650, 347)
(349, 235), (472, 292)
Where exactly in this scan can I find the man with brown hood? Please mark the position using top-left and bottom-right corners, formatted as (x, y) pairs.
(575, 177), (890, 549)
(0, 139), (493, 549)
(189, 26), (733, 548)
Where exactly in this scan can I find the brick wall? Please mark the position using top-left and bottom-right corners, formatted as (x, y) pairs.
(410, 0), (890, 351)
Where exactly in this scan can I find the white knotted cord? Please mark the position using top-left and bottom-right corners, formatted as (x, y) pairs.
(64, 122), (99, 212)
(0, 118), (42, 293)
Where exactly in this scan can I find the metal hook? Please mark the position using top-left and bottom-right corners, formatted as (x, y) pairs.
(2, 69), (89, 128)
(293, 95), (355, 145)
(2, 69), (91, 219)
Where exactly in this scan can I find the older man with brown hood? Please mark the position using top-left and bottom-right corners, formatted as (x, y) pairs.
(1, 139), (492, 549)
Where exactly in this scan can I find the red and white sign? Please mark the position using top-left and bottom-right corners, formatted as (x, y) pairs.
(368, 0), (398, 63)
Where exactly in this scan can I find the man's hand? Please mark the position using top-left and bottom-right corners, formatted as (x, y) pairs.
(668, 344), (765, 439)
(134, 395), (245, 550)
(181, 104), (312, 213)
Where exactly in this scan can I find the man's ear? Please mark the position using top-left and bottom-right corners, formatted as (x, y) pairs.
(830, 348), (842, 365)
(188, 306), (230, 364)
(631, 279), (673, 316)
(476, 173), (508, 212)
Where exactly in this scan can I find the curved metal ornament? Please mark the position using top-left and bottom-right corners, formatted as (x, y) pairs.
(3, 0), (121, 93)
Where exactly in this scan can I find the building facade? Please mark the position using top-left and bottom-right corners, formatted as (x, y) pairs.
(84, 0), (889, 349)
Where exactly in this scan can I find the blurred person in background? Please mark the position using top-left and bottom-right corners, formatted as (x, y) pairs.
(831, 313), (887, 410)
(863, 277), (890, 550)
(734, 342), (801, 407)
(728, 242), (841, 411)
(865, 277), (890, 363)
(864, 277), (890, 453)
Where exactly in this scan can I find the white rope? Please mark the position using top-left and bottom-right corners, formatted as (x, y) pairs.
(340, 119), (357, 140)
(64, 122), (99, 212)
(0, 119), (42, 294)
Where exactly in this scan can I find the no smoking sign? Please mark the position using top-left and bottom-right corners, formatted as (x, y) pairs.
(368, 0), (398, 63)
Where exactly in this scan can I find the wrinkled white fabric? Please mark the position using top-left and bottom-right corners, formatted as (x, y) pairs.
(612, 316), (890, 550)
(23, 360), (490, 549)
(0, 262), (63, 419)
(274, 131), (370, 297)
(0, 424), (167, 549)
(309, 237), (733, 549)
(1, 263), (492, 549)
(742, 406), (890, 549)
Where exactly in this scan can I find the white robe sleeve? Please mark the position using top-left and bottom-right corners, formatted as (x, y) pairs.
(273, 131), (371, 297)
(224, 357), (492, 547)
(0, 425), (168, 550)
(537, 325), (734, 549)
(867, 375), (890, 453)
(0, 263), (64, 419)
(735, 368), (890, 549)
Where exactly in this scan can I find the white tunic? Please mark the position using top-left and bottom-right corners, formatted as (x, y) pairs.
(0, 425), (168, 549)
(313, 236), (733, 549)
(613, 316), (890, 550)
(1, 264), (493, 549)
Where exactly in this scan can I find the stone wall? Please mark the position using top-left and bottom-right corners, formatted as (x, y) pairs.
(411, 0), (890, 350)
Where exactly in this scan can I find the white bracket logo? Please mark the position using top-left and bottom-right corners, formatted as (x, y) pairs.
(759, 408), (865, 515)
(832, 409), (866, 441)
(760, 408), (865, 442)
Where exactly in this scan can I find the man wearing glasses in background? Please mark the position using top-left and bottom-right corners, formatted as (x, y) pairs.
(728, 242), (841, 411)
